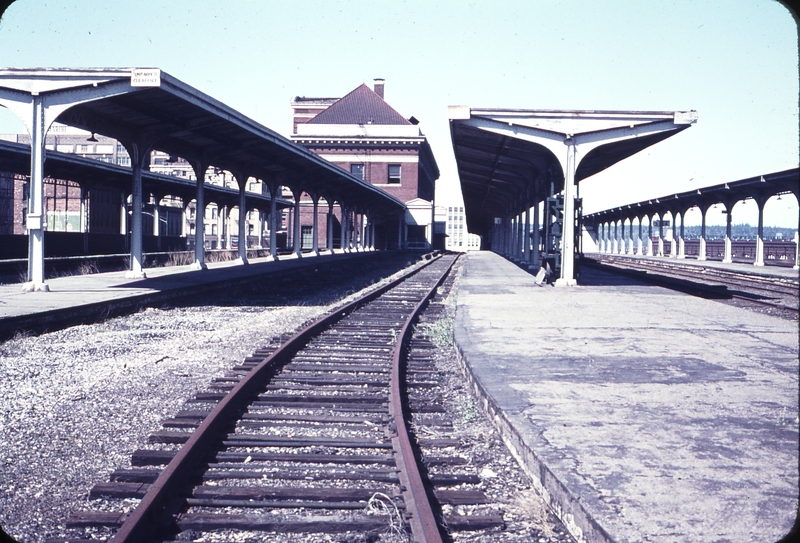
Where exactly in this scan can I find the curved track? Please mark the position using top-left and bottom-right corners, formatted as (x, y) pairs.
(59, 253), (502, 543)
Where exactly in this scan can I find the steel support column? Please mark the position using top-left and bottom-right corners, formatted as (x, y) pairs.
(754, 198), (766, 267)
(22, 95), (48, 291)
(191, 161), (208, 270)
(126, 143), (148, 278)
(634, 219), (641, 255)
(292, 188), (302, 258)
(698, 209), (707, 261)
(312, 195), (320, 256)
(235, 173), (249, 264)
(723, 207), (733, 263)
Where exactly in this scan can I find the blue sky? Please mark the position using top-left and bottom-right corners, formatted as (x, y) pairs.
(0, 0), (797, 226)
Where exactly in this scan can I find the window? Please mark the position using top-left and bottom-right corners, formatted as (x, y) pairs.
(350, 164), (364, 180)
(388, 164), (401, 184)
(301, 225), (313, 249)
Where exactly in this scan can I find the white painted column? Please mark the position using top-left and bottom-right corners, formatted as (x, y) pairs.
(531, 201), (540, 269)
(523, 206), (531, 263)
(343, 206), (350, 252)
(22, 95), (48, 291)
(657, 216), (664, 257)
(636, 219), (643, 255)
(237, 175), (248, 264)
(258, 209), (265, 249)
(269, 187), (278, 260)
(646, 219), (654, 256)
(556, 143), (578, 286)
(327, 201), (334, 252)
(698, 210), (707, 261)
(723, 206), (733, 263)
(81, 185), (89, 254)
(152, 197), (160, 237)
(611, 221), (618, 254)
(224, 206), (232, 251)
(292, 189), (302, 258)
(358, 212), (364, 251)
(754, 200), (765, 267)
(127, 146), (147, 279)
(312, 196), (320, 256)
(191, 163), (207, 270)
(677, 211), (685, 259)
(181, 200), (187, 239)
(669, 214), (677, 258)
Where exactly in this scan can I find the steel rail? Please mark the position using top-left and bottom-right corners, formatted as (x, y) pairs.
(389, 256), (458, 543)
(110, 253), (445, 543)
(584, 255), (798, 313)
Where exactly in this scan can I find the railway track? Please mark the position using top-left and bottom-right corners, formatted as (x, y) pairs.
(51, 253), (510, 543)
(583, 254), (798, 316)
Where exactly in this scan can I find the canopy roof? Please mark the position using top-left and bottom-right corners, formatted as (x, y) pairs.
(449, 107), (696, 237)
(0, 68), (405, 213)
(584, 167), (800, 222)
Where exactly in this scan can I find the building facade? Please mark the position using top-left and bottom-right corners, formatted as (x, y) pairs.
(290, 79), (439, 250)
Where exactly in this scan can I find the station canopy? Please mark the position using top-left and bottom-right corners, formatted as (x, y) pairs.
(449, 107), (697, 238)
(0, 68), (405, 213)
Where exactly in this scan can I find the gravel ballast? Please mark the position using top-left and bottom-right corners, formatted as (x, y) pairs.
(0, 254), (424, 543)
(1, 253), (576, 543)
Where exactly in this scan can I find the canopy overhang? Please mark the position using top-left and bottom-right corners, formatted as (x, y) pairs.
(449, 107), (697, 284)
(0, 68), (406, 289)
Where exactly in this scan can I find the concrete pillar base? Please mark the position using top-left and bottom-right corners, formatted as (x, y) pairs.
(125, 270), (147, 279)
(753, 261), (764, 267)
(554, 277), (578, 287)
(190, 262), (207, 271)
(234, 257), (249, 266)
(722, 259), (733, 264)
(22, 281), (49, 292)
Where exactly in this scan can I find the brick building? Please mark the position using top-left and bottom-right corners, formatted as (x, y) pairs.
(0, 126), (270, 253)
(290, 79), (439, 249)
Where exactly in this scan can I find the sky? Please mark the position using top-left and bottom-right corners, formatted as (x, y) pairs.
(0, 0), (797, 227)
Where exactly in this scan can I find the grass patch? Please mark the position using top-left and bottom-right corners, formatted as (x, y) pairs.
(420, 316), (454, 349)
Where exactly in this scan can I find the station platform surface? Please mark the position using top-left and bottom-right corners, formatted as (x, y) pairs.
(0, 251), (377, 336)
(587, 250), (799, 280)
(453, 251), (798, 543)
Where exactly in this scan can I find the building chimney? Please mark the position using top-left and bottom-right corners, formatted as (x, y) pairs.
(373, 78), (385, 99)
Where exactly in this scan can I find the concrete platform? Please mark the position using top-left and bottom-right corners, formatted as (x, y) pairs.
(0, 251), (393, 339)
(587, 251), (799, 280)
(453, 251), (798, 543)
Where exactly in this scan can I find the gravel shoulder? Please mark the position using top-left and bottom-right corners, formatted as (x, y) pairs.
(0, 253), (424, 543)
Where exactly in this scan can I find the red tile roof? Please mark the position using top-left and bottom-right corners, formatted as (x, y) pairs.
(307, 84), (411, 126)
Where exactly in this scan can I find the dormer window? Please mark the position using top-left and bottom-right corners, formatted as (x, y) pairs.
(388, 164), (401, 184)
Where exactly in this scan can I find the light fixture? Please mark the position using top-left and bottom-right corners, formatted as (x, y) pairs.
(87, 132), (98, 142)
(777, 194), (783, 201)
